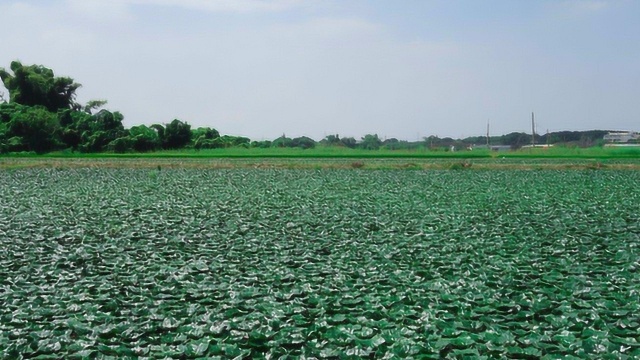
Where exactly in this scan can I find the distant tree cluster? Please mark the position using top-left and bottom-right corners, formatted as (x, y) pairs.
(0, 61), (612, 154)
(0, 61), (239, 154)
(426, 130), (608, 151)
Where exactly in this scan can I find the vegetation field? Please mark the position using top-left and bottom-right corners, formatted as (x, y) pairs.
(4, 144), (640, 160)
(1, 168), (639, 358)
(3, 156), (640, 171)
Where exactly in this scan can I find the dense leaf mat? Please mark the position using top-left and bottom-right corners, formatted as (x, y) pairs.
(1, 169), (639, 359)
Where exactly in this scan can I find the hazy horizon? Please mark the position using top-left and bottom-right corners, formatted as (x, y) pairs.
(1, 0), (638, 141)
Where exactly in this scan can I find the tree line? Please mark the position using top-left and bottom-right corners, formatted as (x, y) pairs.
(0, 61), (246, 154)
(0, 61), (610, 154)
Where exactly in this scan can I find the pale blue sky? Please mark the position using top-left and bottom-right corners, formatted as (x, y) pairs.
(1, 0), (638, 140)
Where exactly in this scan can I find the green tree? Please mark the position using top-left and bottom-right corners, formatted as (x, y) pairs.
(163, 119), (191, 149)
(0, 103), (25, 123)
(272, 135), (293, 148)
(0, 61), (81, 112)
(128, 125), (160, 152)
(192, 127), (221, 150)
(291, 136), (316, 149)
(214, 135), (250, 148)
(83, 99), (108, 114)
(58, 109), (91, 150)
(382, 138), (401, 150)
(251, 140), (272, 148)
(321, 134), (341, 146)
(341, 137), (357, 148)
(150, 124), (165, 142)
(77, 110), (126, 152)
(2, 136), (24, 153)
(60, 128), (82, 150)
(107, 136), (134, 153)
(92, 109), (125, 134)
(501, 132), (530, 149)
(0, 121), (8, 152)
(81, 131), (112, 152)
(7, 106), (60, 153)
(360, 134), (382, 150)
(424, 135), (440, 149)
(232, 136), (250, 147)
(191, 127), (220, 141)
(1, 103), (30, 152)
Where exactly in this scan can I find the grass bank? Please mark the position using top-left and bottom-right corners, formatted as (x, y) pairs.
(2, 145), (640, 159)
(2, 157), (640, 170)
(2, 145), (639, 170)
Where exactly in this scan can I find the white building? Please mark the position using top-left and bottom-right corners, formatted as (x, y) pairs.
(603, 131), (640, 143)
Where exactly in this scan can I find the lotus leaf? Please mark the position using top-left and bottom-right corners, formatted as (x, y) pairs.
(1, 169), (640, 358)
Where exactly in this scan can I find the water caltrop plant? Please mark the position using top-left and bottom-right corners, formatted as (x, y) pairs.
(0, 168), (639, 358)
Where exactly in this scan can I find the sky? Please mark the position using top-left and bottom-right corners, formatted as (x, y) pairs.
(0, 0), (639, 141)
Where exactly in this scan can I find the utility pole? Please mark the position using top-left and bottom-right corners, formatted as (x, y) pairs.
(486, 120), (490, 147)
(546, 129), (549, 146)
(531, 112), (536, 147)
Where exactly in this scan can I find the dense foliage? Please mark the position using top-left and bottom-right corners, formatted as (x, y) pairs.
(0, 61), (80, 112)
(1, 169), (639, 358)
(0, 62), (227, 154)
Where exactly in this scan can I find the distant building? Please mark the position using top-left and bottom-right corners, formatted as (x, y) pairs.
(603, 131), (640, 143)
(471, 144), (511, 151)
(490, 145), (512, 152)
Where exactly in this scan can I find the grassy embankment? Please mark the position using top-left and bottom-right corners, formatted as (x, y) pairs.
(1, 146), (640, 170)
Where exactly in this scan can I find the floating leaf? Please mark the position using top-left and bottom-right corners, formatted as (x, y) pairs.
(2, 168), (639, 358)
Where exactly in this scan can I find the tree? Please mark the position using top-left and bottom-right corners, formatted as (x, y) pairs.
(501, 132), (530, 149)
(81, 131), (113, 152)
(0, 103), (25, 123)
(192, 127), (221, 150)
(150, 124), (165, 142)
(92, 109), (125, 133)
(232, 136), (250, 147)
(424, 135), (440, 149)
(7, 106), (61, 153)
(360, 134), (382, 150)
(272, 135), (293, 148)
(291, 136), (316, 149)
(83, 99), (108, 114)
(129, 125), (160, 152)
(163, 119), (191, 149)
(341, 137), (357, 148)
(216, 135), (250, 148)
(191, 127), (220, 141)
(383, 138), (401, 150)
(251, 140), (272, 148)
(321, 134), (341, 146)
(60, 128), (82, 150)
(0, 61), (81, 112)
(79, 109), (126, 152)
(57, 109), (92, 150)
(0, 120), (8, 152)
(107, 136), (134, 153)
